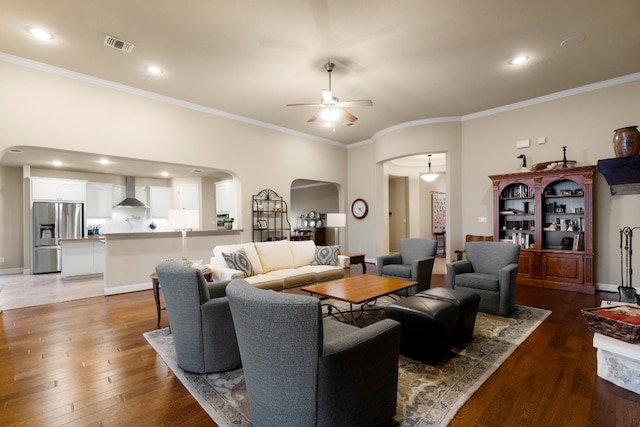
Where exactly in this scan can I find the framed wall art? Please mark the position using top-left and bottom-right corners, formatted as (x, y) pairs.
(432, 192), (446, 233)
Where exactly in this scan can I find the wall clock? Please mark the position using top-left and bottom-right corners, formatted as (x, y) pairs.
(351, 198), (369, 219)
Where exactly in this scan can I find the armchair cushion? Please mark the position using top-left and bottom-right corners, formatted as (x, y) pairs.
(381, 263), (412, 279)
(455, 273), (499, 292)
(312, 245), (339, 266)
(222, 249), (255, 277)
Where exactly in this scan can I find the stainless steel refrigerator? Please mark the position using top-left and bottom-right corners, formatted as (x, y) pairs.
(33, 202), (84, 274)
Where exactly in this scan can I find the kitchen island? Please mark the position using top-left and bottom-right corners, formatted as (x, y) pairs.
(60, 237), (106, 280)
(102, 229), (242, 295)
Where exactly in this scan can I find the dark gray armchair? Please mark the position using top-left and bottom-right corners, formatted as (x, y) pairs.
(226, 279), (401, 427)
(155, 261), (241, 373)
(377, 238), (438, 296)
(446, 241), (521, 316)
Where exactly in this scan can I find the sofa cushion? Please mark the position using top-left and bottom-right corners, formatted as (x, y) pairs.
(298, 265), (345, 282)
(212, 243), (264, 274)
(289, 240), (317, 267)
(268, 269), (318, 289)
(222, 249), (255, 277)
(243, 274), (285, 291)
(312, 245), (339, 266)
(255, 240), (295, 273)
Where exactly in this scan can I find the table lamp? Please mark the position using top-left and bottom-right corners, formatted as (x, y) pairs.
(326, 213), (346, 248)
(168, 209), (199, 264)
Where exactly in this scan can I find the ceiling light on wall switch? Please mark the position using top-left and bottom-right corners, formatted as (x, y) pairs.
(516, 139), (530, 149)
(538, 137), (547, 144)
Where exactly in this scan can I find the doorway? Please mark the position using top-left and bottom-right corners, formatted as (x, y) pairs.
(388, 176), (408, 252)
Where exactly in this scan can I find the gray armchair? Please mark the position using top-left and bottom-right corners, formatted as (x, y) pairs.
(226, 279), (401, 427)
(155, 261), (241, 373)
(446, 241), (521, 316)
(377, 238), (437, 296)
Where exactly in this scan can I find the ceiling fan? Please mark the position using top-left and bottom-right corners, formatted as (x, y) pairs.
(286, 61), (373, 123)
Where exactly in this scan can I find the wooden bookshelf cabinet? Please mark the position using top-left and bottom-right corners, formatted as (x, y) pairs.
(489, 165), (596, 294)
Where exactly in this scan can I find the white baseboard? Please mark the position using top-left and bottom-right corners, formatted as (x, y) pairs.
(596, 283), (622, 293)
(0, 267), (25, 276)
(104, 281), (152, 295)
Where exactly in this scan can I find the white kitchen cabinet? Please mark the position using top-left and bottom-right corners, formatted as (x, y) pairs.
(32, 178), (86, 202)
(216, 180), (232, 213)
(149, 186), (171, 218)
(60, 239), (105, 279)
(177, 184), (199, 210)
(86, 182), (114, 218)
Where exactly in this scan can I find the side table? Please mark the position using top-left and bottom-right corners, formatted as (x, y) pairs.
(341, 252), (367, 274)
(150, 267), (213, 326)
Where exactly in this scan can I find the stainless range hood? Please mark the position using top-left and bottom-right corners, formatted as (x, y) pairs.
(114, 176), (149, 208)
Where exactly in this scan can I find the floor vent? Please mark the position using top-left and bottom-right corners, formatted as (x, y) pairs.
(104, 36), (134, 53)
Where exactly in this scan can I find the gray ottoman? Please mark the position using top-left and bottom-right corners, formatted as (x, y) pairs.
(417, 288), (481, 345)
(384, 297), (459, 364)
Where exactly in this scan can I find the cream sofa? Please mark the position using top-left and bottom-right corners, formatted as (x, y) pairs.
(208, 240), (350, 291)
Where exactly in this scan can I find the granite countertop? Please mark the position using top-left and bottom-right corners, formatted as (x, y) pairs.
(102, 229), (242, 240)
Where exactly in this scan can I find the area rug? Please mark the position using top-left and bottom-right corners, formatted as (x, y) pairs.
(144, 303), (550, 427)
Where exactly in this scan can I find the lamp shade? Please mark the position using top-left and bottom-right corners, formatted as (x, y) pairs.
(168, 209), (199, 230)
(326, 213), (346, 228)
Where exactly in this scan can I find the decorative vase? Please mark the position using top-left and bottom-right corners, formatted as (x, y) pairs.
(612, 126), (640, 157)
(224, 222), (233, 230)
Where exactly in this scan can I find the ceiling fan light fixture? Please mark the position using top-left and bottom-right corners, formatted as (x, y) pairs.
(321, 107), (340, 122)
(421, 154), (440, 182)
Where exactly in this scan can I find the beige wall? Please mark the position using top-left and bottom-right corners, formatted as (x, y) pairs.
(370, 121), (463, 260)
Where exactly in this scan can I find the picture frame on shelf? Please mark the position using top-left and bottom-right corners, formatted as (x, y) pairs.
(257, 219), (267, 229)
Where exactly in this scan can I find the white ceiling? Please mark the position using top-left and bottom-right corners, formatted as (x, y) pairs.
(1, 0), (639, 177)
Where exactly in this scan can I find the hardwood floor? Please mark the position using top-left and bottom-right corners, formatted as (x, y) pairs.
(1, 274), (639, 426)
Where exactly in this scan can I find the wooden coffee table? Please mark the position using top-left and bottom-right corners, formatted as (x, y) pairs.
(301, 275), (416, 325)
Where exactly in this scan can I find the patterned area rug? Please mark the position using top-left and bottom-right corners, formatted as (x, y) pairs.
(144, 302), (550, 427)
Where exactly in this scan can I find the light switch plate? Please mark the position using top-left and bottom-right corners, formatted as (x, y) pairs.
(516, 139), (530, 149)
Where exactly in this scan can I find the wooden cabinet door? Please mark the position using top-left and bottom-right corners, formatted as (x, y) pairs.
(542, 252), (584, 284)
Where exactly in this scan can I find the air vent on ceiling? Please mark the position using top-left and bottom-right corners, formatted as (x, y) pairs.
(104, 36), (134, 53)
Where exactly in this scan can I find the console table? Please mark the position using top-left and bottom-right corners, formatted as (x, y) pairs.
(341, 252), (366, 274)
(150, 267), (213, 326)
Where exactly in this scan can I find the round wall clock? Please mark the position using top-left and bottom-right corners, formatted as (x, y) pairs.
(351, 198), (369, 219)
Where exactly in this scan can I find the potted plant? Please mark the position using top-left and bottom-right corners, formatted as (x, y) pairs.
(222, 217), (235, 230)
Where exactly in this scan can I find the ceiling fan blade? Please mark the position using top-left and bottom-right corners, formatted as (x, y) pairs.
(339, 109), (358, 122)
(286, 103), (324, 107)
(307, 110), (323, 122)
(337, 100), (373, 107)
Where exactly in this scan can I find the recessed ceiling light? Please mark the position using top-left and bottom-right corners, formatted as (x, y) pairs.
(52, 160), (63, 167)
(509, 55), (529, 65)
(28, 28), (53, 40)
(145, 65), (163, 75)
(161, 171), (169, 177)
(99, 158), (110, 165)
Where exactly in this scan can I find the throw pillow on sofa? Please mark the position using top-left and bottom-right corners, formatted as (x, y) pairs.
(222, 249), (255, 277)
(311, 245), (339, 266)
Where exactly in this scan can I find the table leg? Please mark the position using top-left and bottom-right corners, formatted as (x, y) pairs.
(152, 277), (161, 327)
